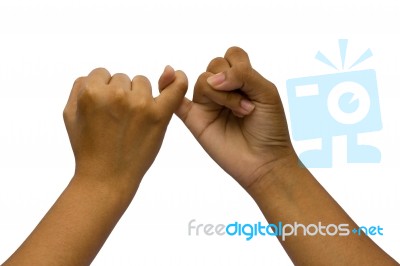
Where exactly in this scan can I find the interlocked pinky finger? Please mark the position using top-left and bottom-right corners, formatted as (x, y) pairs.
(200, 86), (255, 117)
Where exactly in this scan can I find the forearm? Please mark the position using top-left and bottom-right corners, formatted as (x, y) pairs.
(3, 173), (139, 266)
(248, 155), (398, 266)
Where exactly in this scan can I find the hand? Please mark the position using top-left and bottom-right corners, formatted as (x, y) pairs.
(173, 48), (398, 266)
(3, 66), (188, 266)
(63, 66), (188, 192)
(175, 47), (296, 189)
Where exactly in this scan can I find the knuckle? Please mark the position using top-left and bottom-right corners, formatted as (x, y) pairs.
(134, 74), (146, 80)
(76, 83), (104, 112)
(268, 80), (278, 91)
(197, 72), (210, 81)
(233, 62), (253, 85)
(173, 72), (188, 89)
(175, 70), (187, 79)
(62, 107), (70, 121)
(195, 72), (212, 92)
(93, 67), (110, 75)
(72, 77), (86, 88)
(107, 87), (130, 115)
(266, 80), (280, 99)
(133, 75), (150, 84)
(94, 67), (107, 72)
(207, 57), (226, 72)
(78, 84), (96, 104)
(128, 97), (151, 114)
(110, 86), (127, 104)
(226, 46), (248, 58)
(114, 73), (129, 80)
(236, 61), (252, 74)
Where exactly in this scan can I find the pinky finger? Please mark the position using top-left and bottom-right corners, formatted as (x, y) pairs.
(158, 65), (176, 92)
(203, 88), (255, 116)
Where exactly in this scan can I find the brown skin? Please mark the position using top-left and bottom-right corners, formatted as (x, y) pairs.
(2, 66), (188, 266)
(175, 47), (398, 265)
(2, 48), (398, 266)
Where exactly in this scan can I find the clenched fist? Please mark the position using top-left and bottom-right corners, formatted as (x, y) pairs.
(175, 47), (296, 190)
(64, 66), (188, 192)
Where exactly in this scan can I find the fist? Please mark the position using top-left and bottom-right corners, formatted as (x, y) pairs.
(63, 67), (187, 189)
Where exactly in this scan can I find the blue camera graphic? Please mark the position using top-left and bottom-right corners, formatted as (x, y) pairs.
(286, 40), (382, 168)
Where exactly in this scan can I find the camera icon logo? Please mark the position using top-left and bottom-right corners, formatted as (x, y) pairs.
(286, 40), (382, 168)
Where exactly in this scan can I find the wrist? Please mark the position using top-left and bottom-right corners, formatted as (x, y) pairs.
(246, 152), (305, 204)
(71, 168), (143, 204)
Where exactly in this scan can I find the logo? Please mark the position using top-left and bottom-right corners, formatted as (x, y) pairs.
(286, 39), (382, 168)
(188, 219), (384, 241)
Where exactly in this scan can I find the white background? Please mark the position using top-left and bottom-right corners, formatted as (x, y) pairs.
(0, 0), (399, 265)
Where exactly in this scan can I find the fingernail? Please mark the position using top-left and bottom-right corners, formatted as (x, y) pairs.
(240, 99), (255, 114)
(207, 72), (225, 87)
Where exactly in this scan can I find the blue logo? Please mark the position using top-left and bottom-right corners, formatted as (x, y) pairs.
(188, 219), (384, 241)
(286, 39), (382, 168)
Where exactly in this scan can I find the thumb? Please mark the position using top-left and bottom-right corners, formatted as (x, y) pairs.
(155, 67), (188, 115)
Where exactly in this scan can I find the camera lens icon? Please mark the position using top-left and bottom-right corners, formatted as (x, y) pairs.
(286, 69), (382, 167)
(327, 81), (371, 125)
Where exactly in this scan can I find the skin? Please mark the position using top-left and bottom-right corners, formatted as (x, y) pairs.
(174, 47), (398, 265)
(2, 66), (188, 266)
(2, 47), (398, 266)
